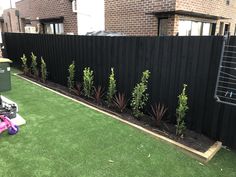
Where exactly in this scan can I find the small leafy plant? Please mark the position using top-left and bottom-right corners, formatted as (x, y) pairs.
(131, 70), (150, 118)
(67, 61), (75, 92)
(150, 103), (168, 127)
(94, 86), (105, 104)
(176, 84), (189, 137)
(83, 67), (94, 98)
(20, 54), (29, 75)
(31, 52), (39, 78)
(40, 57), (47, 83)
(107, 68), (117, 106)
(113, 93), (127, 113)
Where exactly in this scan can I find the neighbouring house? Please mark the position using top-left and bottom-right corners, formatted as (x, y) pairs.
(15, 0), (77, 34)
(105, 0), (236, 36)
(0, 0), (77, 34)
(0, 8), (21, 33)
(0, 0), (105, 35)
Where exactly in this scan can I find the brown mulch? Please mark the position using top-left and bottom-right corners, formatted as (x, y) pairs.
(18, 74), (215, 153)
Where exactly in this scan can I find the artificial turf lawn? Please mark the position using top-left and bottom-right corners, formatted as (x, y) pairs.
(0, 75), (236, 177)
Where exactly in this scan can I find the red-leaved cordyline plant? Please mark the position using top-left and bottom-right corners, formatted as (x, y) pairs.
(93, 86), (105, 104)
(75, 82), (82, 96)
(150, 103), (168, 127)
(113, 93), (127, 113)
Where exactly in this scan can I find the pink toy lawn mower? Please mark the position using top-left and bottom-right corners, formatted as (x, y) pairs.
(0, 114), (19, 135)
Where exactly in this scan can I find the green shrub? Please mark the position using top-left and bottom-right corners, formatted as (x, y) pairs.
(20, 54), (28, 75)
(176, 84), (189, 137)
(41, 57), (47, 83)
(83, 67), (94, 98)
(31, 52), (39, 78)
(107, 68), (117, 106)
(131, 70), (150, 118)
(67, 61), (75, 91)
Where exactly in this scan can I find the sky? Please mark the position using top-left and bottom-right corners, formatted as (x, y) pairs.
(0, 0), (20, 15)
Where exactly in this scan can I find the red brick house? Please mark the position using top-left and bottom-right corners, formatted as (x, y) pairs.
(0, 0), (77, 35)
(105, 0), (236, 36)
(0, 8), (21, 33)
(16, 0), (77, 34)
(0, 0), (105, 35)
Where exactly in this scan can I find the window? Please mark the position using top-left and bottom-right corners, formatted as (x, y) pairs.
(224, 23), (230, 35)
(24, 25), (36, 33)
(191, 21), (202, 35)
(178, 20), (215, 36)
(45, 24), (54, 34)
(202, 23), (211, 36)
(226, 0), (230, 5)
(179, 21), (191, 36)
(43, 23), (64, 34)
(55, 23), (64, 34)
(219, 22), (224, 35)
(158, 18), (169, 36)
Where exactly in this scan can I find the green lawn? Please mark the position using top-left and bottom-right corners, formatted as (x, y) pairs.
(0, 75), (236, 177)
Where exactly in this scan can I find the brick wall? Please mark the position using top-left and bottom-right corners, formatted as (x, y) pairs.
(176, 0), (236, 34)
(105, 0), (177, 36)
(16, 0), (77, 34)
(105, 0), (236, 36)
(2, 8), (20, 33)
(176, 0), (236, 18)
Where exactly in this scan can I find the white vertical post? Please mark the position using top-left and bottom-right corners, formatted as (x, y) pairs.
(10, 0), (13, 8)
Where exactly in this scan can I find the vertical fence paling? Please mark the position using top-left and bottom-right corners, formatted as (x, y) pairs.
(3, 33), (236, 149)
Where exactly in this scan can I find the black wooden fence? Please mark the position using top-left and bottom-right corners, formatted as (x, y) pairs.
(3, 33), (236, 149)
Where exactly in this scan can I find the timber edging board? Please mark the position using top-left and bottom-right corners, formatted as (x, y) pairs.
(14, 73), (222, 163)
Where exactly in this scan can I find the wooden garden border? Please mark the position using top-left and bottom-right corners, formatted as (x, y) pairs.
(14, 73), (222, 163)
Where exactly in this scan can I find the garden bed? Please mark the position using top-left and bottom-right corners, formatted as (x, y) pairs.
(3, 75), (236, 177)
(16, 73), (221, 162)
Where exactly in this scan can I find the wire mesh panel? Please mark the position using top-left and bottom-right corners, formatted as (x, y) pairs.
(215, 36), (236, 106)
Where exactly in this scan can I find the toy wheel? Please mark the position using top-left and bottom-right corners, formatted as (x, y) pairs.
(8, 125), (19, 135)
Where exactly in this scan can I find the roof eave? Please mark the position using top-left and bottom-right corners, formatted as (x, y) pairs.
(146, 10), (230, 20)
